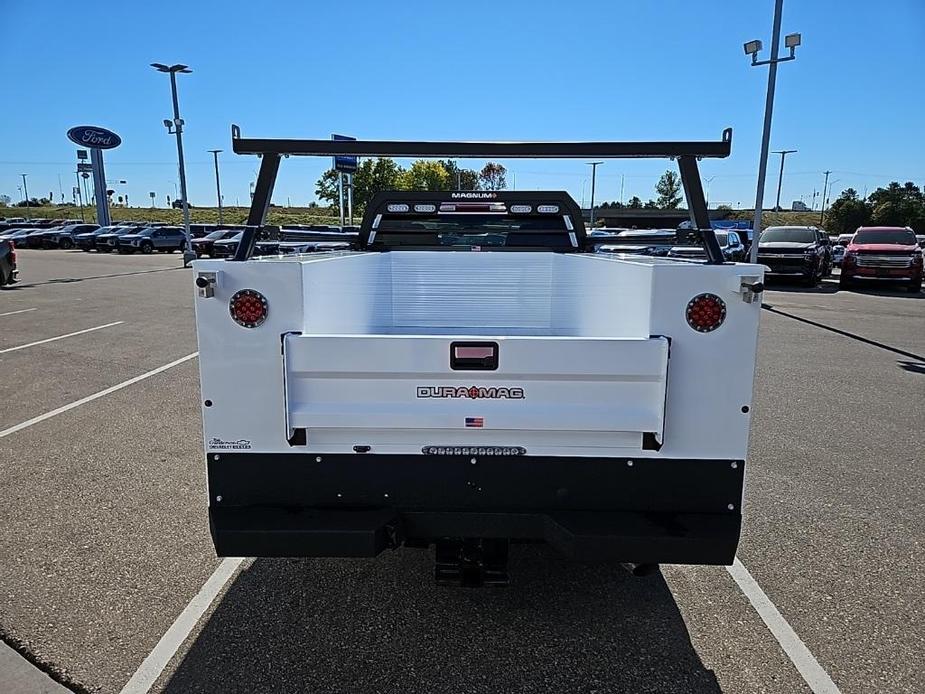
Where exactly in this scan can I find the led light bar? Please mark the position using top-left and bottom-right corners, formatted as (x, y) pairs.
(537, 204), (559, 213)
(422, 446), (526, 456)
(387, 203), (410, 213)
(439, 202), (508, 213)
(510, 204), (532, 213)
(414, 203), (437, 213)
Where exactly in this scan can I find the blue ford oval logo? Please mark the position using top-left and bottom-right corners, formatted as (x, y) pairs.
(67, 126), (122, 149)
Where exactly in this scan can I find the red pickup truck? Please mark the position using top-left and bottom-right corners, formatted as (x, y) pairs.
(840, 226), (922, 293)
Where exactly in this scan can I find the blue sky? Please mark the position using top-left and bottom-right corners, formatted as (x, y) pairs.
(2, 0), (923, 212)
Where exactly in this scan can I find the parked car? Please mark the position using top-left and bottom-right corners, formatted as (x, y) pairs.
(96, 228), (129, 252)
(117, 226), (188, 254)
(0, 227), (27, 242)
(46, 224), (100, 249)
(916, 234), (925, 249)
(191, 229), (241, 257)
(76, 226), (128, 251)
(594, 229), (677, 256)
(756, 226), (832, 286)
(0, 238), (17, 286)
(840, 226), (922, 293)
(23, 227), (62, 249)
(667, 230), (746, 262)
(210, 232), (244, 258)
(832, 233), (854, 267)
(189, 224), (220, 239)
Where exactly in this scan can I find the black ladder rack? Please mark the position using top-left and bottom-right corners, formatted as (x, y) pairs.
(229, 124), (731, 264)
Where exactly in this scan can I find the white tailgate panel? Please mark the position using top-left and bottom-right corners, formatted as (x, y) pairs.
(283, 334), (669, 456)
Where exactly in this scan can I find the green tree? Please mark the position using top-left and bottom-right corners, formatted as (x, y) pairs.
(398, 160), (450, 191)
(643, 199), (659, 209)
(868, 182), (925, 231)
(354, 158), (405, 208)
(478, 162), (507, 190)
(825, 188), (872, 235)
(626, 196), (643, 209)
(314, 169), (341, 207)
(438, 160), (480, 191)
(315, 157), (408, 212)
(655, 170), (683, 209)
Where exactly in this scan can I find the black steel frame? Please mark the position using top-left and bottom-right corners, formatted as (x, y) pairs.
(230, 124), (732, 264)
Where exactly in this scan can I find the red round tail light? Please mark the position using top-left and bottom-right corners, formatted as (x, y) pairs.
(229, 289), (268, 328)
(686, 293), (726, 333)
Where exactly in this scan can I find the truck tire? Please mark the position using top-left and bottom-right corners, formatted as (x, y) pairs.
(839, 274), (853, 290)
(909, 279), (922, 294)
(140, 241), (154, 254)
(59, 238), (74, 250)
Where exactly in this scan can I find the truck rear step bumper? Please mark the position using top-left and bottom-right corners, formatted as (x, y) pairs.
(207, 453), (744, 564)
(211, 506), (740, 564)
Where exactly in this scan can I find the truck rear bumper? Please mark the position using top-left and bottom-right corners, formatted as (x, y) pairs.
(207, 453), (744, 565)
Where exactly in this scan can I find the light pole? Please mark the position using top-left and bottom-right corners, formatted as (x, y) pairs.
(152, 62), (195, 265)
(820, 174), (839, 226)
(772, 149), (797, 211)
(75, 173), (86, 221)
(20, 174), (29, 219)
(744, 0), (801, 262)
(208, 149), (224, 224)
(705, 176), (716, 209)
(587, 162), (603, 227)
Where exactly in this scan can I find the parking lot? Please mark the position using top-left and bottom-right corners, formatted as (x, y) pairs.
(1, 248), (923, 694)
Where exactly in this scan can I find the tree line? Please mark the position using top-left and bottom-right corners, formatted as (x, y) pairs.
(825, 182), (924, 234)
(315, 159), (508, 212)
(594, 171), (685, 210)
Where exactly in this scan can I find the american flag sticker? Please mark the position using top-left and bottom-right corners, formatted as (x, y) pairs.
(465, 417), (484, 428)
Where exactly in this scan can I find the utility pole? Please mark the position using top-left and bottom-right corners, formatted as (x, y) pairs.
(588, 162), (602, 227)
(820, 170), (831, 224)
(208, 149), (224, 224)
(772, 150), (797, 211)
(744, 0), (801, 262)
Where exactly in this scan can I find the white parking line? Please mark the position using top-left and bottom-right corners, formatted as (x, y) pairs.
(0, 321), (124, 354)
(0, 307), (37, 317)
(0, 352), (198, 438)
(727, 558), (842, 694)
(118, 558), (244, 694)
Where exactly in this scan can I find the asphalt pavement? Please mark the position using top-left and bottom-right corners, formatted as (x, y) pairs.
(1, 249), (922, 694)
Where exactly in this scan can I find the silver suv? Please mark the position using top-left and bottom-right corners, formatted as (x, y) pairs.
(117, 226), (188, 254)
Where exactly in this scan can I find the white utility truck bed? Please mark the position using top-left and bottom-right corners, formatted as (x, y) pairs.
(192, 128), (764, 585)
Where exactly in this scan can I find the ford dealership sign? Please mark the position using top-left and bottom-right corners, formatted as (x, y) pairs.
(67, 126), (122, 149)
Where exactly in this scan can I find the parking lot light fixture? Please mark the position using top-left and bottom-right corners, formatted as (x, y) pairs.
(744, 39), (763, 62)
(151, 62), (195, 266)
(745, 0), (800, 263)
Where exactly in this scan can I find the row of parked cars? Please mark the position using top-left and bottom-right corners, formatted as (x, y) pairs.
(0, 219), (358, 268)
(591, 224), (923, 292)
(0, 221), (223, 254)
